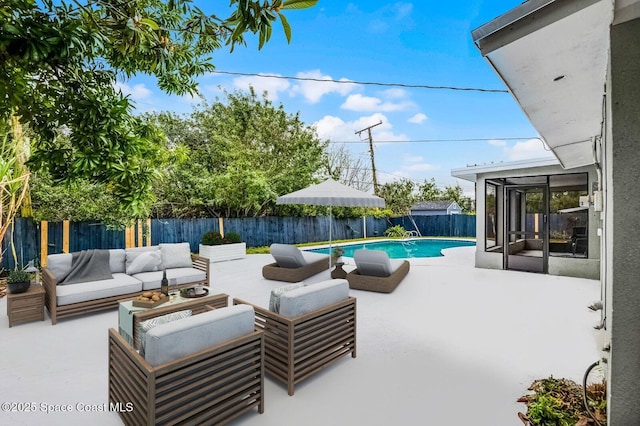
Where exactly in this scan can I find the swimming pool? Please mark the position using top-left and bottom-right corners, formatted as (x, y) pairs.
(308, 239), (475, 259)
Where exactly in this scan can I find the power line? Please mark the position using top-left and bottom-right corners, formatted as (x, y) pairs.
(329, 137), (541, 144)
(211, 70), (509, 93)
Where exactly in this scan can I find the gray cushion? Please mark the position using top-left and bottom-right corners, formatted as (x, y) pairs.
(109, 249), (126, 273)
(159, 243), (192, 269)
(132, 267), (207, 291)
(279, 279), (349, 318)
(56, 273), (142, 306)
(144, 304), (255, 367)
(126, 249), (162, 275)
(270, 243), (307, 268)
(354, 249), (396, 277)
(138, 310), (192, 357)
(269, 283), (305, 313)
(46, 253), (73, 282)
(301, 251), (330, 264)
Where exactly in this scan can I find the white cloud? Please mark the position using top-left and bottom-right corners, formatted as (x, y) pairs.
(115, 82), (153, 101)
(395, 3), (413, 20)
(232, 74), (291, 101)
(382, 88), (408, 99)
(405, 163), (434, 172)
(291, 70), (356, 103)
(341, 94), (412, 112)
(314, 113), (407, 143)
(408, 113), (428, 124)
(488, 139), (507, 147)
(504, 138), (555, 161)
(404, 154), (424, 163)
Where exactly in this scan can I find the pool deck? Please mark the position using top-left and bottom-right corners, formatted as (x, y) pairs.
(0, 246), (602, 425)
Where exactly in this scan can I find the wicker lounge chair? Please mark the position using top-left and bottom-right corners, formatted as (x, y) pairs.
(346, 249), (410, 293)
(234, 279), (356, 395)
(262, 243), (330, 282)
(108, 305), (264, 426)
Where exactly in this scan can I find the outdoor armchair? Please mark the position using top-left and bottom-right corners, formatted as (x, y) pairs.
(262, 243), (330, 282)
(108, 304), (264, 426)
(346, 249), (410, 293)
(234, 279), (357, 395)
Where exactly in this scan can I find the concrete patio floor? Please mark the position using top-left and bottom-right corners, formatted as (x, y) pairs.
(0, 246), (602, 425)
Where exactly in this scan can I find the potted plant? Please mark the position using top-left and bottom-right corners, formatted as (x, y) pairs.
(7, 269), (31, 294)
(332, 246), (345, 264)
(199, 231), (246, 263)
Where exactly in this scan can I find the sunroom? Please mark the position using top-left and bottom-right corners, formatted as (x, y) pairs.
(452, 157), (600, 280)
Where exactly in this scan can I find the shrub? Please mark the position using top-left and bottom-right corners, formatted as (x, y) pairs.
(7, 269), (31, 283)
(224, 231), (242, 243)
(384, 225), (408, 238)
(201, 231), (226, 246)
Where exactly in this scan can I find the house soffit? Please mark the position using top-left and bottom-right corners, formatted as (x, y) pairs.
(472, 0), (614, 170)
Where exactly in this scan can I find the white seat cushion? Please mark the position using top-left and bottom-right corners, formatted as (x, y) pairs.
(279, 279), (349, 318)
(132, 267), (206, 291)
(354, 249), (400, 277)
(144, 304), (255, 367)
(56, 273), (142, 306)
(270, 243), (307, 268)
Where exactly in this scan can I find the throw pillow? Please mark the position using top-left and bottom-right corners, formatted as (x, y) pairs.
(269, 283), (305, 313)
(159, 243), (193, 269)
(138, 310), (192, 356)
(126, 250), (162, 275)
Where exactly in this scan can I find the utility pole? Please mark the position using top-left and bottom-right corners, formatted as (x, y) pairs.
(355, 120), (382, 195)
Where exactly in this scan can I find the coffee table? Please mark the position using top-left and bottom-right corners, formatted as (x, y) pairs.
(118, 288), (228, 348)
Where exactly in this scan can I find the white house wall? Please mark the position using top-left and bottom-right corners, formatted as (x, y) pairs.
(471, 163), (600, 280)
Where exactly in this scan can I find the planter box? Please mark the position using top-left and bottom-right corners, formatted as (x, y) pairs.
(199, 243), (246, 263)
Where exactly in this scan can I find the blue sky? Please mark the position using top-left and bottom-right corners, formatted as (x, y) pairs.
(118, 1), (555, 197)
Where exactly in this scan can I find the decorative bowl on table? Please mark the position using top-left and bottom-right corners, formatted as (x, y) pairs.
(180, 287), (209, 298)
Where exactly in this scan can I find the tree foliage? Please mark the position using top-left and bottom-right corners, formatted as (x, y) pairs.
(0, 0), (316, 218)
(147, 88), (326, 218)
(378, 178), (474, 215)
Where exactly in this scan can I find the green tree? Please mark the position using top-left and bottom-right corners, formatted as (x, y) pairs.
(148, 88), (326, 218)
(377, 178), (416, 216)
(0, 0), (316, 218)
(440, 183), (473, 212)
(416, 178), (441, 201)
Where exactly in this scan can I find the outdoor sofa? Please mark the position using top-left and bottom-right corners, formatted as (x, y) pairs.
(346, 249), (410, 293)
(234, 279), (356, 395)
(262, 243), (330, 282)
(42, 243), (209, 325)
(108, 304), (264, 426)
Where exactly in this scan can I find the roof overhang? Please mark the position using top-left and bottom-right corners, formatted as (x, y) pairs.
(451, 157), (561, 182)
(472, 0), (615, 169)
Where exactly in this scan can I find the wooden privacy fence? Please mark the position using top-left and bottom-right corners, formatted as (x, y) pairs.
(1, 215), (476, 270)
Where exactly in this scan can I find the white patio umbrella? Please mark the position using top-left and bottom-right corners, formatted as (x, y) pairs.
(276, 178), (386, 265)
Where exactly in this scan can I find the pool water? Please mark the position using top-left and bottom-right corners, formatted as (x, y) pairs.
(308, 239), (475, 259)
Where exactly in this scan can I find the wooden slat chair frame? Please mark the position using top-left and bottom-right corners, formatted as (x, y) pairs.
(43, 254), (210, 325)
(261, 257), (330, 283)
(346, 260), (410, 293)
(108, 327), (264, 426)
(233, 296), (356, 396)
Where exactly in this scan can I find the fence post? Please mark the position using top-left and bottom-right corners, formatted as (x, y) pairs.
(219, 217), (224, 237)
(62, 220), (70, 253)
(40, 221), (48, 267)
(125, 224), (134, 248)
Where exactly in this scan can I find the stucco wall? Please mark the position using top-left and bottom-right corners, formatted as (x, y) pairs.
(471, 164), (600, 279)
(607, 15), (640, 426)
